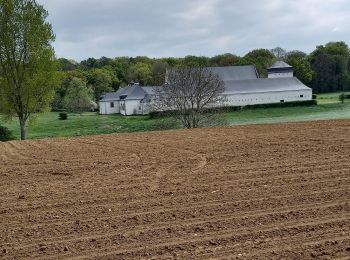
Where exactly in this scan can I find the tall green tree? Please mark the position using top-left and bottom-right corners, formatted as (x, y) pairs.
(63, 77), (95, 113)
(285, 51), (313, 85)
(52, 70), (86, 111)
(127, 62), (153, 85)
(239, 49), (276, 77)
(87, 68), (115, 101)
(0, 0), (58, 140)
(309, 42), (350, 93)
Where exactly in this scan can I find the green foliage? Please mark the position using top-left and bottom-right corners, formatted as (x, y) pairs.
(210, 53), (241, 67)
(63, 77), (96, 113)
(58, 58), (78, 71)
(52, 70), (86, 110)
(285, 51), (313, 85)
(0, 0), (59, 139)
(127, 62), (153, 85)
(239, 49), (276, 77)
(182, 55), (210, 67)
(0, 124), (14, 141)
(309, 41), (350, 93)
(86, 68), (116, 101)
(58, 112), (68, 120)
(339, 93), (346, 104)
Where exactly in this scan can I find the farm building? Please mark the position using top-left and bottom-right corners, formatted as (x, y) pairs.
(99, 62), (312, 115)
(99, 84), (156, 116)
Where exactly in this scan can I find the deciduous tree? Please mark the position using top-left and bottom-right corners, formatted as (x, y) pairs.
(239, 49), (276, 77)
(0, 0), (58, 139)
(154, 66), (225, 129)
(127, 62), (153, 85)
(63, 77), (95, 113)
(285, 51), (313, 85)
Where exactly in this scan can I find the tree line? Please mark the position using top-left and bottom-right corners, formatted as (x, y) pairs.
(55, 41), (350, 111)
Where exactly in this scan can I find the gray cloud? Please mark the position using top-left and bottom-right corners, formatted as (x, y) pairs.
(37, 0), (350, 61)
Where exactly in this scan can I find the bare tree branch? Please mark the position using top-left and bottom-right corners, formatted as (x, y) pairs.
(153, 65), (226, 129)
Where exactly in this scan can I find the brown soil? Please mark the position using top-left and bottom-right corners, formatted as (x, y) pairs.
(0, 120), (350, 259)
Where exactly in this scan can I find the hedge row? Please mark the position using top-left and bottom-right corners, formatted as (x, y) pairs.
(149, 100), (318, 118)
(0, 125), (14, 142)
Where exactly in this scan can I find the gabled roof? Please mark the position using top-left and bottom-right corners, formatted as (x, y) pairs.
(100, 85), (157, 102)
(123, 85), (148, 100)
(224, 77), (311, 94)
(208, 65), (259, 81)
(100, 89), (124, 102)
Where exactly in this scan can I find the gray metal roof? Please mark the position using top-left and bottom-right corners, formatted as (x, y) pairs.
(268, 61), (293, 69)
(123, 85), (148, 100)
(141, 86), (160, 95)
(208, 65), (259, 81)
(224, 77), (311, 94)
(100, 85), (158, 102)
(100, 89), (124, 101)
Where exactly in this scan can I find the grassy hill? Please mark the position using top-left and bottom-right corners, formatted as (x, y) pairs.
(1, 92), (350, 139)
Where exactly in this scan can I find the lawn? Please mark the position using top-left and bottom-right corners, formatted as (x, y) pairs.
(1, 113), (158, 139)
(1, 92), (350, 140)
(225, 102), (350, 125)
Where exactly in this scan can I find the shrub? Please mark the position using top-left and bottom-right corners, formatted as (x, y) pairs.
(339, 93), (346, 104)
(214, 100), (317, 112)
(312, 94), (318, 100)
(59, 112), (68, 120)
(0, 125), (14, 142)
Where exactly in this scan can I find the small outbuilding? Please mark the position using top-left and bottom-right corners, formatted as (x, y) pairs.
(99, 83), (156, 115)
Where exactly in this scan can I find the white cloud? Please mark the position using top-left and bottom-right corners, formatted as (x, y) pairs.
(37, 0), (350, 60)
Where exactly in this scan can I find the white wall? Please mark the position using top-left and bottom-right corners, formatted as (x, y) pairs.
(136, 103), (151, 115)
(124, 100), (142, 116)
(268, 72), (294, 78)
(223, 90), (312, 107)
(100, 90), (313, 115)
(99, 101), (120, 115)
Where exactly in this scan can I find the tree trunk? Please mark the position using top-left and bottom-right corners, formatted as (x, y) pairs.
(19, 117), (27, 140)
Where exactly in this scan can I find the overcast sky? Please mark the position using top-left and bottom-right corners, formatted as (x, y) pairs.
(37, 0), (350, 61)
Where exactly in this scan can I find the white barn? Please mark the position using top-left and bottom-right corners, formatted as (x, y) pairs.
(99, 62), (312, 115)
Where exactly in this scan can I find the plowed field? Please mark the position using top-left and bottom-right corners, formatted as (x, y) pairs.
(1, 120), (350, 259)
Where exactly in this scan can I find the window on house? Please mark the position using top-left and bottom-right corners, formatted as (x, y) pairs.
(280, 100), (285, 103)
(110, 102), (114, 108)
(300, 95), (304, 98)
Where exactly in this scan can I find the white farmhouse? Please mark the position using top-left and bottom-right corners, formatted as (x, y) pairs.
(99, 84), (156, 115)
(99, 62), (313, 115)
